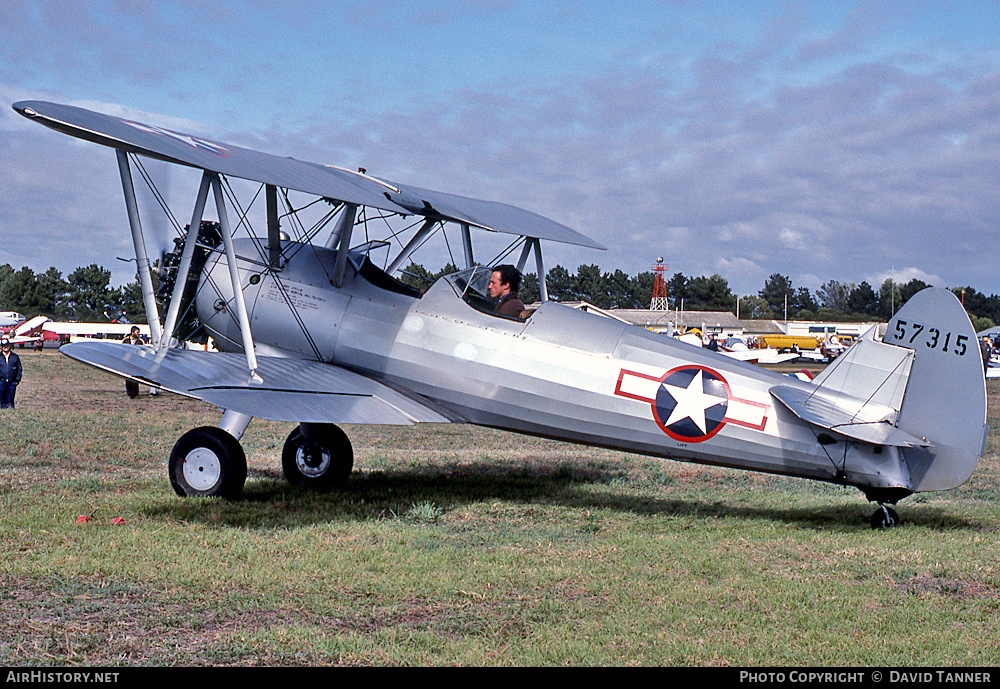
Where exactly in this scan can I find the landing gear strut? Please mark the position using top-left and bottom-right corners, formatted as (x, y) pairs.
(869, 504), (900, 530)
(282, 423), (354, 490)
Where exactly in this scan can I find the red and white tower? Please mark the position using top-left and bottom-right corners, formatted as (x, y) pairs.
(650, 257), (669, 310)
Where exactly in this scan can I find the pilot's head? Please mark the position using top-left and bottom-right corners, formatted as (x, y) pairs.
(488, 264), (521, 299)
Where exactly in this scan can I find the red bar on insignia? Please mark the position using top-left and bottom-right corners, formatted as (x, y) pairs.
(615, 367), (769, 436)
(614, 369), (661, 403)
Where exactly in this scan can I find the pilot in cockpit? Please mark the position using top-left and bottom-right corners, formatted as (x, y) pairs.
(487, 265), (526, 318)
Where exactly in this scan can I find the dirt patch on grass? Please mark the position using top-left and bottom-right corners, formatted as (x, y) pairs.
(0, 574), (567, 665)
(891, 571), (995, 601)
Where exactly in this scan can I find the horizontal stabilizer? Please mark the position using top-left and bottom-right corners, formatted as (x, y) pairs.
(770, 328), (921, 446)
(770, 385), (929, 447)
(810, 329), (914, 411)
(61, 341), (454, 425)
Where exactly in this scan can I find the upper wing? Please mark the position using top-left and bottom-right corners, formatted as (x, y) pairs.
(14, 101), (405, 214)
(61, 341), (457, 425)
(13, 100), (605, 250)
(384, 182), (606, 249)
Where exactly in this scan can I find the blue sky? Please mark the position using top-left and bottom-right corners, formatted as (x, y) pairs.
(2, 0), (1000, 301)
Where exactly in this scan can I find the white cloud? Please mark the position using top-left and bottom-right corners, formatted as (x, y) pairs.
(871, 267), (945, 288)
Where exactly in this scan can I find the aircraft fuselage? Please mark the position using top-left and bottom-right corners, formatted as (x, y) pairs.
(196, 240), (907, 497)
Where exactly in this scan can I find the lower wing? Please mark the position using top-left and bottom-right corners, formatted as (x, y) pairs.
(61, 341), (456, 425)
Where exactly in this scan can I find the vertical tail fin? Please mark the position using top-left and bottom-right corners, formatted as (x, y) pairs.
(882, 288), (987, 492)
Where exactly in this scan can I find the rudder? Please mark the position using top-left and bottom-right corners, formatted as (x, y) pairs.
(884, 288), (987, 492)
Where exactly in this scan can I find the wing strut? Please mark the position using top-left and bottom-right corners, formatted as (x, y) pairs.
(157, 170), (212, 354)
(386, 218), (438, 275)
(534, 239), (549, 302)
(515, 237), (548, 302)
(265, 184), (283, 270)
(461, 223), (475, 269)
(116, 150), (163, 344)
(211, 173), (261, 383)
(331, 204), (357, 287)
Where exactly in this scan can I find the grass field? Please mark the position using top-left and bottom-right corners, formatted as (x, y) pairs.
(1, 349), (998, 666)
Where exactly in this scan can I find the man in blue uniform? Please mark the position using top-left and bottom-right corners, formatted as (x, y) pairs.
(0, 338), (22, 409)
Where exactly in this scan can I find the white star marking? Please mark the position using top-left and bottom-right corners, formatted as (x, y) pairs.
(660, 369), (725, 434)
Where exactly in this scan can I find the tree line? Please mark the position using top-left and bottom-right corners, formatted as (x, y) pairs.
(403, 263), (1000, 332)
(0, 264), (145, 323)
(4, 261), (999, 333)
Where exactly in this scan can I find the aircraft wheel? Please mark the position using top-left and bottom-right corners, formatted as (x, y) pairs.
(282, 424), (353, 490)
(169, 426), (247, 499)
(869, 505), (900, 530)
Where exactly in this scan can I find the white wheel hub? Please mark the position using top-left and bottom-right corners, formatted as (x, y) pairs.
(296, 446), (331, 478)
(183, 447), (223, 491)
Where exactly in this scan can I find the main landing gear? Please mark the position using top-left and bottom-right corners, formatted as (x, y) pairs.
(168, 419), (354, 498)
(169, 426), (247, 499)
(281, 423), (354, 491)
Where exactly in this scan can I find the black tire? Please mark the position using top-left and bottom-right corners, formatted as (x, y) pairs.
(281, 424), (353, 490)
(869, 505), (900, 530)
(169, 426), (247, 499)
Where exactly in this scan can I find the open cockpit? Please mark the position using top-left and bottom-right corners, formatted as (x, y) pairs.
(348, 254), (533, 323)
(442, 266), (532, 321)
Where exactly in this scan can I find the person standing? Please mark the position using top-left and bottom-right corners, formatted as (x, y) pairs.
(123, 326), (143, 398)
(0, 338), (22, 410)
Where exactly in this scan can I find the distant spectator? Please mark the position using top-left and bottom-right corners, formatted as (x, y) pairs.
(123, 326), (143, 398)
(0, 338), (22, 410)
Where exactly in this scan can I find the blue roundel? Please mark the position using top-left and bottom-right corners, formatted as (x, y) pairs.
(653, 366), (729, 441)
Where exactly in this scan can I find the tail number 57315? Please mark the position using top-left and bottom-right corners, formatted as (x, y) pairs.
(893, 319), (967, 355)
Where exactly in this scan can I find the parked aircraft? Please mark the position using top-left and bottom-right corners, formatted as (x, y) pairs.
(4, 316), (151, 346)
(14, 100), (988, 528)
(717, 336), (800, 364)
(756, 333), (822, 351)
(3, 315), (51, 347)
(44, 321), (151, 341)
(0, 311), (26, 329)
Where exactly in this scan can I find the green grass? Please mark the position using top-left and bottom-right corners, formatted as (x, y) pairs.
(0, 350), (998, 665)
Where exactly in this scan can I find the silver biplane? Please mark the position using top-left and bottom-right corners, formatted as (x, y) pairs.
(14, 101), (988, 528)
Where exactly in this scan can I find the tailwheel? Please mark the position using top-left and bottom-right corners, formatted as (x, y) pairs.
(869, 504), (900, 530)
(169, 426), (247, 499)
(282, 423), (354, 491)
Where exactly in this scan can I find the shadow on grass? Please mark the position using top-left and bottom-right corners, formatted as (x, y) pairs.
(139, 460), (985, 533)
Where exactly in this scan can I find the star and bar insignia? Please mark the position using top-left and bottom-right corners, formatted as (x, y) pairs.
(614, 365), (770, 442)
